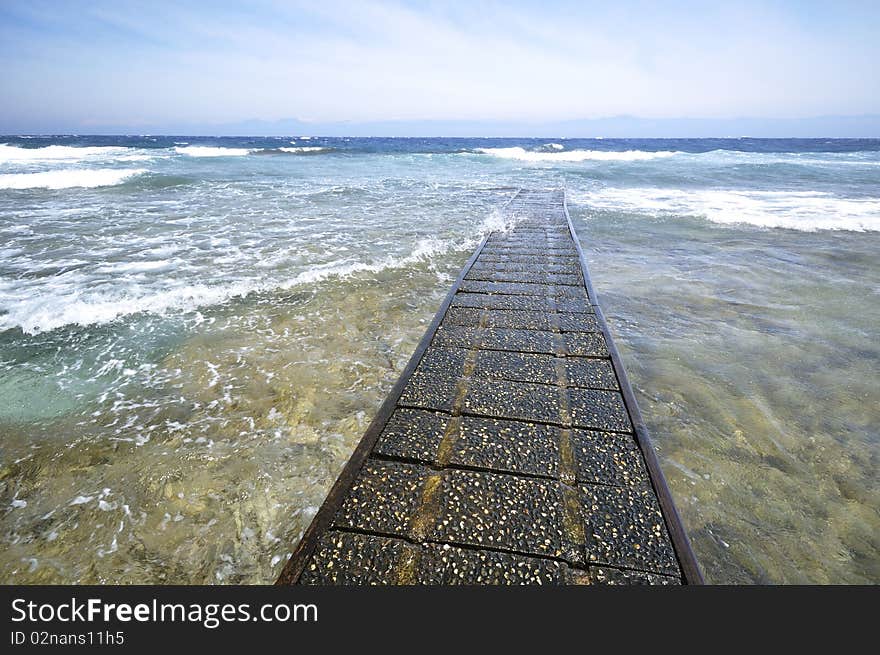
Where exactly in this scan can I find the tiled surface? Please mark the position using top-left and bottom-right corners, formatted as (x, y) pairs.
(293, 189), (686, 585)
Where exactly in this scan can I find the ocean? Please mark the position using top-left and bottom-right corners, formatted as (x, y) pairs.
(0, 135), (877, 584)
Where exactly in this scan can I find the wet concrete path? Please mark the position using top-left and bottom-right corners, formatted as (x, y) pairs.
(277, 189), (702, 585)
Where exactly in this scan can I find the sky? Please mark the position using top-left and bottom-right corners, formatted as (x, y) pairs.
(1, 0), (879, 135)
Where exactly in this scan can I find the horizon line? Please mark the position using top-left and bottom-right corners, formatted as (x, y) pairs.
(3, 133), (880, 139)
(4, 114), (880, 140)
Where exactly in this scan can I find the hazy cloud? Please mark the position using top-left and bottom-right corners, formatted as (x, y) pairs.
(0, 0), (877, 133)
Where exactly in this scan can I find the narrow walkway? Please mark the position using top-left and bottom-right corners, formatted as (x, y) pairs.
(277, 189), (702, 585)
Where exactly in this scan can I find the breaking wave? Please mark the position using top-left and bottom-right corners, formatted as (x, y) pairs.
(173, 146), (253, 157)
(0, 208), (516, 334)
(278, 146), (331, 154)
(0, 168), (147, 190)
(475, 147), (679, 162)
(572, 187), (880, 232)
(0, 144), (133, 162)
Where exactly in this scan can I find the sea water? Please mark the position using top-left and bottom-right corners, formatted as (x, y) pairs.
(1, 136), (877, 583)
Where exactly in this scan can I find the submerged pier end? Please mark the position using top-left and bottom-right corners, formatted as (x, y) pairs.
(277, 189), (702, 585)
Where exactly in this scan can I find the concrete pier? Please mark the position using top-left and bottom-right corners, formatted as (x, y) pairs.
(277, 189), (702, 585)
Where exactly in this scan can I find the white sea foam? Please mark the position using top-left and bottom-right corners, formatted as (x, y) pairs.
(114, 154), (157, 162)
(475, 147), (679, 162)
(0, 168), (146, 190)
(544, 143), (564, 150)
(3, 261), (418, 333)
(0, 144), (131, 162)
(682, 149), (880, 167)
(286, 240), (457, 287)
(278, 146), (328, 153)
(0, 281), (258, 334)
(174, 146), (253, 157)
(572, 187), (880, 232)
(94, 259), (178, 274)
(277, 214), (507, 289)
(0, 206), (517, 334)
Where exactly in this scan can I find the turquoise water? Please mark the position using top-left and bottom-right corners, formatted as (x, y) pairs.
(1, 136), (878, 583)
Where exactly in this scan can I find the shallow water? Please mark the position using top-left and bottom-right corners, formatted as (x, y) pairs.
(1, 274), (464, 583)
(1, 136), (878, 583)
(574, 212), (880, 583)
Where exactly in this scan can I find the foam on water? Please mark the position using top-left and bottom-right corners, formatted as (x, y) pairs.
(114, 153), (160, 162)
(475, 146), (679, 162)
(1, 136), (878, 585)
(0, 144), (132, 162)
(0, 204), (514, 334)
(285, 230), (489, 288)
(278, 147), (330, 154)
(572, 187), (880, 232)
(683, 148), (880, 167)
(174, 146), (253, 157)
(0, 278), (259, 334)
(0, 168), (147, 190)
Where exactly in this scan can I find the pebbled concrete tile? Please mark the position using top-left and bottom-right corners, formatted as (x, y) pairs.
(300, 531), (410, 585)
(472, 350), (558, 385)
(452, 292), (551, 312)
(564, 332), (609, 356)
(477, 255), (579, 267)
(432, 469), (564, 557)
(565, 357), (618, 390)
(333, 460), (427, 536)
(442, 307), (484, 327)
(465, 269), (583, 286)
(464, 378), (560, 424)
(570, 429), (650, 487)
(557, 286), (589, 300)
(451, 415), (560, 478)
(398, 348), (468, 412)
(469, 261), (581, 275)
(557, 297), (594, 313)
(479, 248), (578, 260)
(414, 346), (469, 374)
(432, 325), (482, 349)
(459, 280), (556, 296)
(566, 566), (681, 586)
(398, 370), (459, 412)
(374, 408), (449, 463)
(479, 328), (557, 354)
(569, 389), (633, 432)
(417, 543), (565, 585)
(442, 307), (553, 331)
(580, 484), (679, 575)
(557, 312), (600, 331)
(479, 310), (552, 331)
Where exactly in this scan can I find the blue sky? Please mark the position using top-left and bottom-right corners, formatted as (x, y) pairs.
(1, 0), (878, 135)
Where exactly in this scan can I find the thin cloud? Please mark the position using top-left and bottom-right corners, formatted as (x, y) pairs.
(0, 0), (877, 132)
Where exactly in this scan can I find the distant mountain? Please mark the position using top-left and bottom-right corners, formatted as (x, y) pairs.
(5, 115), (880, 138)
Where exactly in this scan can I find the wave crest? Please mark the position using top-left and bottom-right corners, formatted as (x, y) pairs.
(0, 144), (132, 163)
(278, 146), (331, 154)
(173, 146), (253, 157)
(0, 205), (518, 334)
(475, 147), (679, 162)
(572, 187), (880, 232)
(0, 168), (147, 190)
